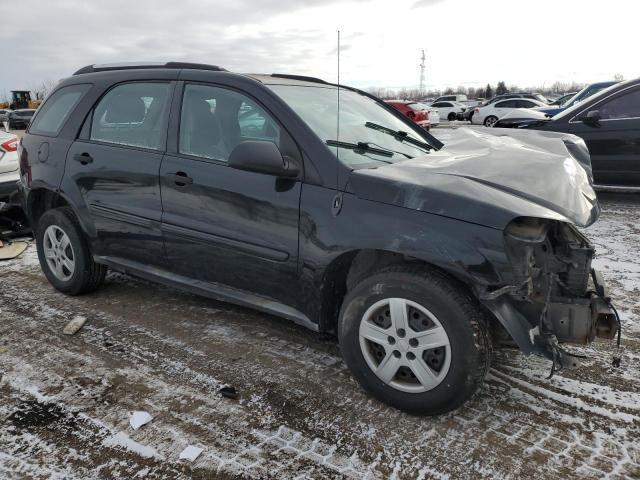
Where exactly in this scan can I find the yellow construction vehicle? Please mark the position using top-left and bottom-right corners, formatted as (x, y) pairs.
(0, 90), (42, 110)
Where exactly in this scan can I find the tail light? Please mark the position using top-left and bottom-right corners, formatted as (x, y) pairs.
(1, 138), (17, 152)
(19, 138), (32, 185)
(474, 107), (480, 113)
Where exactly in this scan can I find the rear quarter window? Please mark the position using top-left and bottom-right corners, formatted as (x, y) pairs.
(29, 84), (91, 136)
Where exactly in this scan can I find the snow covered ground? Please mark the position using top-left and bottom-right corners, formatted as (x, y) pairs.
(0, 194), (638, 479)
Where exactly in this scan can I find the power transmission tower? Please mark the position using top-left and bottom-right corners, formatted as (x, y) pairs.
(419, 50), (426, 95)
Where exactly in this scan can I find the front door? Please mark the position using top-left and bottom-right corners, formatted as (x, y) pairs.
(160, 83), (302, 306)
(569, 86), (640, 186)
(64, 81), (173, 264)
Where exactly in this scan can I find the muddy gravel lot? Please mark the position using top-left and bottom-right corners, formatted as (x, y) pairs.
(0, 194), (639, 479)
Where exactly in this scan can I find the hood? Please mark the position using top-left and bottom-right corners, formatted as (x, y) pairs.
(501, 108), (549, 121)
(348, 127), (599, 230)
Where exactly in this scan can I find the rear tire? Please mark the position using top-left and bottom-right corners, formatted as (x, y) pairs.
(339, 265), (491, 415)
(447, 112), (457, 121)
(36, 207), (106, 295)
(484, 115), (498, 127)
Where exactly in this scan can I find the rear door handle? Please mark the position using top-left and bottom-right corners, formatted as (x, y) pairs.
(73, 153), (93, 165)
(168, 171), (193, 186)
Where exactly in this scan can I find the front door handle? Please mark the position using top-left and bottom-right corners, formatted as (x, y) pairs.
(169, 171), (193, 186)
(73, 152), (93, 165)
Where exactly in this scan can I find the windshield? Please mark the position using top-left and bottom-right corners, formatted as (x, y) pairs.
(407, 102), (424, 111)
(268, 84), (438, 167)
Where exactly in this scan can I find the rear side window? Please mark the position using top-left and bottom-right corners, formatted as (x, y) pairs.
(496, 100), (517, 108)
(29, 84), (90, 136)
(90, 82), (171, 150)
(517, 100), (537, 108)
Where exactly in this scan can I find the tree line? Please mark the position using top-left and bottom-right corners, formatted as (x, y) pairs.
(366, 80), (600, 101)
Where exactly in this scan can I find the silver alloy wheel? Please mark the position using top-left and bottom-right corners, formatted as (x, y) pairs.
(359, 298), (451, 393)
(43, 225), (75, 281)
(484, 116), (497, 127)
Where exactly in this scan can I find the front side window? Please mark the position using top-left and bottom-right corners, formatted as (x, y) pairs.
(90, 82), (171, 150)
(29, 84), (90, 136)
(268, 84), (438, 167)
(179, 84), (281, 161)
(597, 89), (640, 120)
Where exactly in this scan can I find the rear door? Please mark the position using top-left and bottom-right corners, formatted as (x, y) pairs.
(160, 82), (302, 306)
(64, 81), (174, 264)
(569, 86), (640, 186)
(494, 99), (517, 117)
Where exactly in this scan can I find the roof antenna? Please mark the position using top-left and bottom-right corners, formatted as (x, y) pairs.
(332, 29), (343, 217)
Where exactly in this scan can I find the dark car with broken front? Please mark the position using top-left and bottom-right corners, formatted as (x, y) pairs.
(17, 62), (618, 415)
(494, 78), (640, 187)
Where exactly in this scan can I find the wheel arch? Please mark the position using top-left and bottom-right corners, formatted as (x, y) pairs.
(317, 248), (479, 335)
(27, 188), (92, 237)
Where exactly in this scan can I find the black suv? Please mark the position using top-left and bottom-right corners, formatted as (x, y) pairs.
(19, 63), (617, 415)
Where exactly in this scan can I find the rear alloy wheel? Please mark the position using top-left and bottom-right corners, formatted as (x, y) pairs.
(42, 225), (76, 282)
(339, 266), (491, 415)
(484, 115), (498, 127)
(36, 207), (107, 295)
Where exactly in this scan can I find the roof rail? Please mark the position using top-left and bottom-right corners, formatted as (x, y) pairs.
(73, 62), (227, 75)
(270, 74), (329, 85)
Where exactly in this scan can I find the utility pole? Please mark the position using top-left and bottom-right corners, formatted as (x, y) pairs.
(419, 50), (426, 95)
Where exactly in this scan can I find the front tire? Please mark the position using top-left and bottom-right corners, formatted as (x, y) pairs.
(339, 266), (491, 415)
(447, 112), (457, 121)
(36, 207), (107, 295)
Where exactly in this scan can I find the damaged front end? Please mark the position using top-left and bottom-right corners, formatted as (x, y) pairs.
(482, 217), (620, 372)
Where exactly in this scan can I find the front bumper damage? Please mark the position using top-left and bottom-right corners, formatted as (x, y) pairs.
(480, 217), (620, 373)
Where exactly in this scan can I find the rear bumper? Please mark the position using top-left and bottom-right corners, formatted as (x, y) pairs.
(0, 174), (19, 201)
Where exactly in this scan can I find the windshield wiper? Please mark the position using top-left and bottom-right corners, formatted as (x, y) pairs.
(326, 140), (394, 160)
(364, 122), (443, 151)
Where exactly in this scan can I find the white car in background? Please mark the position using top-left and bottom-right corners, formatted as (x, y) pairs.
(0, 131), (19, 201)
(429, 101), (467, 121)
(471, 98), (548, 127)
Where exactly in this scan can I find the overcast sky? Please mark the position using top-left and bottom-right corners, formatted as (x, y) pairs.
(1, 0), (636, 95)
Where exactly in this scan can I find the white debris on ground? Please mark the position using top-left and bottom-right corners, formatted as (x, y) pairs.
(129, 411), (153, 431)
(0, 194), (638, 479)
(179, 445), (204, 462)
(62, 315), (87, 335)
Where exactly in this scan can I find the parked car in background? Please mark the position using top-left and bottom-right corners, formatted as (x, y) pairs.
(483, 92), (548, 106)
(416, 103), (440, 127)
(430, 101), (466, 121)
(472, 98), (547, 127)
(385, 100), (430, 129)
(0, 109), (12, 123)
(18, 62), (617, 415)
(548, 92), (577, 106)
(433, 94), (468, 103)
(535, 81), (618, 117)
(494, 78), (640, 187)
(461, 100), (484, 122)
(0, 131), (19, 200)
(8, 109), (36, 129)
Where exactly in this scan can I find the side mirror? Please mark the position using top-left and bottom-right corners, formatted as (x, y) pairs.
(582, 110), (601, 126)
(228, 141), (299, 178)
